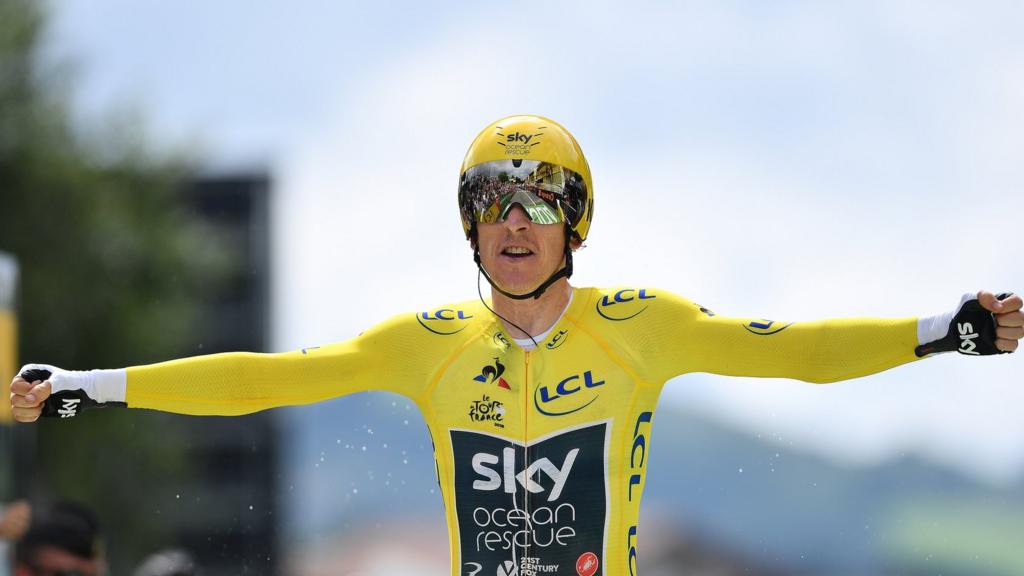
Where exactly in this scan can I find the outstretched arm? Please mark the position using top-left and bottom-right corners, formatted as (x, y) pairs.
(644, 290), (1019, 384)
(9, 312), (429, 421)
(683, 309), (921, 384)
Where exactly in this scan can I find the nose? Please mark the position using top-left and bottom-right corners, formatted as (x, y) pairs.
(502, 204), (531, 231)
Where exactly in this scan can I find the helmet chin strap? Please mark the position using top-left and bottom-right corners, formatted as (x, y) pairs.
(474, 229), (574, 300)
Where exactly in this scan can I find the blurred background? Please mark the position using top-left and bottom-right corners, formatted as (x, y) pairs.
(1, 0), (1023, 574)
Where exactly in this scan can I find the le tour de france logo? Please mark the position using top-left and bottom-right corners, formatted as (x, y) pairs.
(495, 124), (546, 157)
(596, 288), (656, 321)
(416, 307), (474, 335)
(468, 395), (505, 429)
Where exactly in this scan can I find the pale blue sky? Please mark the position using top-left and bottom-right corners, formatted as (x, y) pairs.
(44, 0), (1024, 482)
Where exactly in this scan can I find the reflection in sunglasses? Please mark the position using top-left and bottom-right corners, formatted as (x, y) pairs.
(460, 159), (587, 228)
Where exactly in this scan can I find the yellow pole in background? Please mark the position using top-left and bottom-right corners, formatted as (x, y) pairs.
(0, 252), (18, 424)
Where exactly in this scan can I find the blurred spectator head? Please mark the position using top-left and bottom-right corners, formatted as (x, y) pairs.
(0, 500), (32, 541)
(14, 501), (103, 576)
(133, 548), (200, 576)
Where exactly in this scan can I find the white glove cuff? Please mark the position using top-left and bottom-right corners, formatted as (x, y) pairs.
(19, 363), (127, 404)
(916, 293), (975, 346)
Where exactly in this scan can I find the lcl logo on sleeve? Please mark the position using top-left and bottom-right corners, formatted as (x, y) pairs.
(417, 308), (474, 335)
(596, 289), (656, 321)
(743, 319), (792, 336)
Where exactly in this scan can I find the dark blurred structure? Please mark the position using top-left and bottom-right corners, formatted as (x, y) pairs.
(3, 1), (278, 572)
(163, 172), (277, 575)
(179, 174), (271, 354)
(8, 173), (277, 575)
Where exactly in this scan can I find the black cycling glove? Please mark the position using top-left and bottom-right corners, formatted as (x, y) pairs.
(19, 366), (125, 418)
(915, 293), (1014, 357)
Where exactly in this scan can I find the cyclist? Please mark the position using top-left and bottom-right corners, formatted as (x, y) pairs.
(9, 115), (1023, 576)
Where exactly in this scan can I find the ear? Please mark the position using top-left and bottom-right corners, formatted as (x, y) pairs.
(569, 237), (583, 251)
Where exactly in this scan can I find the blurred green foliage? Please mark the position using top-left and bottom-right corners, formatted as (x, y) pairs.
(882, 496), (1024, 576)
(1, 0), (229, 572)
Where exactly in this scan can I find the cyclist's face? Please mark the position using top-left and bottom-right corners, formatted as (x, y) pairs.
(476, 205), (566, 295)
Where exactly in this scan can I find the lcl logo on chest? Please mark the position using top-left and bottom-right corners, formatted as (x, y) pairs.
(534, 371), (605, 416)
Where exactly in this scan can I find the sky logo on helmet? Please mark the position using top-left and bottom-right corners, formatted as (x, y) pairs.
(506, 132), (539, 145)
(496, 125), (546, 156)
(416, 308), (474, 335)
(596, 288), (656, 321)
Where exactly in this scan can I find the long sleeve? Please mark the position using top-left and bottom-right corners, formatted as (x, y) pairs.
(628, 290), (922, 384)
(126, 311), (432, 415)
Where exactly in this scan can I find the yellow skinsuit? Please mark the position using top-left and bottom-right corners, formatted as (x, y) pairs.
(125, 287), (919, 576)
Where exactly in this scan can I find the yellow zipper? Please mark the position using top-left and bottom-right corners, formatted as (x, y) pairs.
(523, 349), (531, 563)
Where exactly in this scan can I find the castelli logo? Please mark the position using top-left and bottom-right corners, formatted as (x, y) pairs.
(576, 552), (599, 576)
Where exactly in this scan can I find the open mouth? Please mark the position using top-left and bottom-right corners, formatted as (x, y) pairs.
(501, 247), (534, 259)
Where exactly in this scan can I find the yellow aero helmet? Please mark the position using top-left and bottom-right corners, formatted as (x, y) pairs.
(458, 115), (594, 244)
